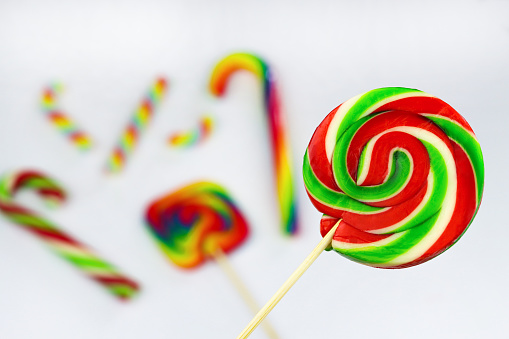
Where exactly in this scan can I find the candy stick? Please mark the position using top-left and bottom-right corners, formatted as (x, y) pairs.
(106, 77), (168, 173)
(168, 115), (214, 148)
(145, 182), (279, 338)
(41, 83), (93, 150)
(210, 247), (279, 339)
(237, 221), (340, 339)
(0, 170), (140, 299)
(209, 53), (298, 236)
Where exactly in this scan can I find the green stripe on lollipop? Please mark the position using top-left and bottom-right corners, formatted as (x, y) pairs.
(333, 141), (450, 263)
(335, 87), (422, 139)
(333, 115), (413, 202)
(425, 115), (484, 204)
(303, 151), (382, 213)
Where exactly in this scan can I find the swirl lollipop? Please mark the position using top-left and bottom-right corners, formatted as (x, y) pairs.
(145, 181), (279, 339)
(237, 87), (484, 338)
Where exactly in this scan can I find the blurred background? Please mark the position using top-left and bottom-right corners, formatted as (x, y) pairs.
(0, 0), (508, 338)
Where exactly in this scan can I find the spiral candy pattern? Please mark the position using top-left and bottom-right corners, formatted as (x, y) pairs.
(0, 170), (140, 299)
(145, 182), (249, 268)
(303, 87), (484, 268)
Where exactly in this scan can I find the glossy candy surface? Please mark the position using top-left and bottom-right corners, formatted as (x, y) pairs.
(303, 87), (484, 268)
(145, 182), (249, 268)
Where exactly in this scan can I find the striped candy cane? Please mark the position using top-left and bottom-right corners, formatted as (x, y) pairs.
(41, 83), (93, 151)
(0, 170), (140, 299)
(106, 77), (168, 173)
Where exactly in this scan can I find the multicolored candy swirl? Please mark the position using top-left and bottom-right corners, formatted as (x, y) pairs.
(145, 182), (249, 268)
(209, 52), (298, 236)
(303, 87), (484, 268)
(0, 170), (140, 299)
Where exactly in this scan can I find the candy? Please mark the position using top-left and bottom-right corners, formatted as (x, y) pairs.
(209, 52), (298, 235)
(41, 83), (93, 150)
(168, 115), (214, 148)
(236, 87), (484, 338)
(106, 77), (168, 173)
(0, 170), (140, 299)
(145, 181), (249, 268)
(146, 181), (279, 338)
(303, 87), (484, 268)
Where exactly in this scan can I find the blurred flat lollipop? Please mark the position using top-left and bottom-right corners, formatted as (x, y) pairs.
(145, 181), (279, 339)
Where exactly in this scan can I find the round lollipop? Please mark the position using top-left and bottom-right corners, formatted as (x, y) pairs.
(145, 181), (279, 339)
(237, 87), (484, 338)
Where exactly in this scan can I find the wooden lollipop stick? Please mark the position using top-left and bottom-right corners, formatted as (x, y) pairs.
(210, 248), (280, 339)
(236, 220), (340, 339)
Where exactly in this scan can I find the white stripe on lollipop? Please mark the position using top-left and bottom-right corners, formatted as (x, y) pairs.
(325, 94), (362, 161)
(383, 127), (457, 266)
(325, 92), (435, 162)
(370, 172), (434, 235)
(332, 231), (404, 250)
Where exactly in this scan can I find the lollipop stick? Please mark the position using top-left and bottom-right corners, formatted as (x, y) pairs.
(210, 248), (280, 339)
(236, 220), (340, 339)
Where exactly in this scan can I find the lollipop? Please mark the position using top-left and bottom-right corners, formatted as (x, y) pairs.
(145, 181), (279, 338)
(304, 87), (484, 268)
(237, 87), (484, 338)
(145, 181), (249, 268)
(0, 170), (140, 299)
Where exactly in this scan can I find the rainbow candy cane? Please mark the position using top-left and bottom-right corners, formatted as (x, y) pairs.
(0, 170), (140, 299)
(209, 53), (298, 235)
(41, 83), (93, 150)
(106, 77), (168, 173)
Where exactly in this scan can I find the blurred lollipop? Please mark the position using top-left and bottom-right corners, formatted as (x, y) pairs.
(145, 181), (279, 338)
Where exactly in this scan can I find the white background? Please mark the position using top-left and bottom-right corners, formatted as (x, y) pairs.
(0, 0), (508, 338)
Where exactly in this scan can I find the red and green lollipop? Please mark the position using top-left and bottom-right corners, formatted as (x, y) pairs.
(238, 87), (484, 338)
